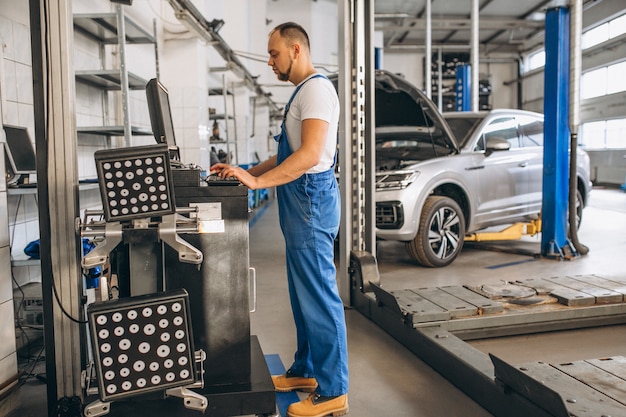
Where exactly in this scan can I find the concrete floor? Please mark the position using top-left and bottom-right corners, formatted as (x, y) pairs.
(7, 186), (626, 417)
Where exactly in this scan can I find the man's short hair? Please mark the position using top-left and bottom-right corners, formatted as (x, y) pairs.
(270, 22), (310, 50)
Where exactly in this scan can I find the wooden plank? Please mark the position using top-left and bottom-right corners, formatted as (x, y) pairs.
(519, 361), (626, 416)
(440, 285), (503, 314)
(413, 287), (478, 318)
(389, 289), (450, 323)
(513, 278), (557, 295)
(568, 275), (626, 301)
(587, 356), (626, 380)
(544, 276), (623, 304)
(553, 359), (626, 406)
(519, 277), (596, 307)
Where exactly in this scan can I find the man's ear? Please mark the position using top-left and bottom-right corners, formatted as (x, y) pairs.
(292, 43), (301, 58)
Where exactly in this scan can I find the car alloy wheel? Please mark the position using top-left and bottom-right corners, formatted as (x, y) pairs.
(406, 195), (465, 267)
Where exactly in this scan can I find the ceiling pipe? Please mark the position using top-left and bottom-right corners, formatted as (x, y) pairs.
(165, 0), (280, 114)
(471, 0), (479, 111)
(425, 0), (432, 98)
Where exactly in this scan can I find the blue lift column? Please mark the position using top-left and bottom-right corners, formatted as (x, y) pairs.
(455, 64), (472, 111)
(542, 6), (577, 259)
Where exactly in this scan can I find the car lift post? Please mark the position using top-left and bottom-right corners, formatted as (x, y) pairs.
(541, 6), (578, 260)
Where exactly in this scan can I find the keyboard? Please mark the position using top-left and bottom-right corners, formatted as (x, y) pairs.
(205, 174), (241, 186)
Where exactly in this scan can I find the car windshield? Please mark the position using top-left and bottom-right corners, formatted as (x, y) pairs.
(443, 116), (484, 148)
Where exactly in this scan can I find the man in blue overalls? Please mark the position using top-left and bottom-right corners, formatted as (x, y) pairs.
(212, 22), (348, 417)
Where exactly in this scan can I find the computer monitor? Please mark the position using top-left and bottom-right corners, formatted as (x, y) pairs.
(146, 78), (179, 160)
(3, 125), (37, 183)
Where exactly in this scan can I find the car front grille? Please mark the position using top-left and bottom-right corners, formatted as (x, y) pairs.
(376, 201), (404, 229)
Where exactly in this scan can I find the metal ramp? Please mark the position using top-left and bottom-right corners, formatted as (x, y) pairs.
(350, 252), (626, 417)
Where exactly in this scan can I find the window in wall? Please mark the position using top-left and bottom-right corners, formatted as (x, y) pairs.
(606, 118), (626, 148)
(581, 118), (626, 149)
(609, 14), (626, 39)
(581, 120), (606, 148)
(526, 49), (545, 72)
(582, 22), (609, 49)
(607, 61), (626, 95)
(581, 67), (607, 99)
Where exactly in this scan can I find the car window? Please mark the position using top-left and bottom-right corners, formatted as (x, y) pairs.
(480, 117), (519, 150)
(518, 116), (544, 147)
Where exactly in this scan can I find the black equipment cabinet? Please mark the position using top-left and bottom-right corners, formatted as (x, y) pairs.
(166, 183), (275, 416)
(100, 182), (276, 417)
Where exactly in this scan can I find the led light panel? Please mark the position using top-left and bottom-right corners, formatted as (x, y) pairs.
(88, 289), (196, 402)
(95, 144), (176, 222)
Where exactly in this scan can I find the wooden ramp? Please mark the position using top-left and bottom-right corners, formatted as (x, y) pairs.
(492, 354), (626, 417)
(376, 274), (626, 339)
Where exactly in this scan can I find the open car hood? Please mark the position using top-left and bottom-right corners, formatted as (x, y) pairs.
(328, 70), (458, 152)
(373, 70), (458, 153)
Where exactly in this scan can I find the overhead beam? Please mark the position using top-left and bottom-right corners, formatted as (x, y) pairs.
(374, 16), (545, 32)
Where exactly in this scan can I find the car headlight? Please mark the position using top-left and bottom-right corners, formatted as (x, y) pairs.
(376, 170), (419, 190)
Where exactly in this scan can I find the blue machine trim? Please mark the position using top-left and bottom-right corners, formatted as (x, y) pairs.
(265, 354), (299, 417)
(541, 7), (576, 258)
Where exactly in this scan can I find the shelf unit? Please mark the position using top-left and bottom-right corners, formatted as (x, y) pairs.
(73, 6), (157, 145)
(208, 77), (239, 164)
(430, 52), (491, 112)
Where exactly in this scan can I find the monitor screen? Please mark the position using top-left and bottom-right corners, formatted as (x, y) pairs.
(146, 78), (178, 154)
(3, 125), (37, 174)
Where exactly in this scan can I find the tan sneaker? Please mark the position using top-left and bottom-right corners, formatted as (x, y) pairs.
(287, 393), (348, 417)
(271, 372), (318, 393)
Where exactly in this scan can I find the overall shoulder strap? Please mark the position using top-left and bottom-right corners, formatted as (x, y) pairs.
(283, 74), (327, 119)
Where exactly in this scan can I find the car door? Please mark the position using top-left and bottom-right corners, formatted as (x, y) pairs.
(517, 115), (544, 215)
(472, 115), (533, 227)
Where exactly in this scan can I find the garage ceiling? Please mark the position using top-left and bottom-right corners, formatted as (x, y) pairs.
(374, 0), (590, 56)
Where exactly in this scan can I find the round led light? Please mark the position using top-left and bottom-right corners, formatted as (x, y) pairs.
(175, 330), (185, 339)
(136, 378), (146, 388)
(118, 354), (128, 364)
(96, 315), (107, 325)
(112, 313), (123, 322)
(142, 307), (153, 317)
(101, 343), (111, 353)
(165, 372), (175, 382)
(119, 339), (131, 350)
(98, 329), (109, 339)
(149, 362), (159, 371)
(180, 369), (189, 379)
(127, 310), (137, 320)
(122, 381), (132, 391)
(157, 305), (167, 315)
(164, 359), (174, 369)
(106, 384), (117, 394)
(114, 161), (122, 169)
(151, 375), (161, 385)
(159, 319), (168, 328)
(178, 356), (188, 366)
(103, 163), (111, 170)
(160, 332), (170, 342)
(129, 324), (140, 334)
(172, 303), (182, 312)
(104, 370), (116, 381)
(102, 357), (113, 367)
(114, 326), (124, 336)
(173, 316), (183, 326)
(120, 367), (130, 377)
(176, 343), (186, 353)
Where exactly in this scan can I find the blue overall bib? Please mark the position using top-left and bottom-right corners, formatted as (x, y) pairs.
(274, 74), (348, 397)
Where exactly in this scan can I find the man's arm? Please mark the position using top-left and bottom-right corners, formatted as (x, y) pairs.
(213, 118), (328, 190)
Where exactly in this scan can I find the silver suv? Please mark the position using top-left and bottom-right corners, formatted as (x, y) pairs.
(369, 70), (592, 267)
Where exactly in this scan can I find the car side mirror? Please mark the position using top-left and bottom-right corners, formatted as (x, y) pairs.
(484, 137), (511, 156)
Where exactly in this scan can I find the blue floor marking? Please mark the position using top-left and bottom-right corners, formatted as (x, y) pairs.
(485, 258), (537, 269)
(265, 354), (299, 417)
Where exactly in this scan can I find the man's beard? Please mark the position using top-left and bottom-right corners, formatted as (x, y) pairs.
(277, 60), (292, 81)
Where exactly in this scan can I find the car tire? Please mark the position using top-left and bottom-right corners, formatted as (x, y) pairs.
(405, 196), (466, 268)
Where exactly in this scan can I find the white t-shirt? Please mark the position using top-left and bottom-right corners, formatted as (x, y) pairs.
(284, 74), (339, 174)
